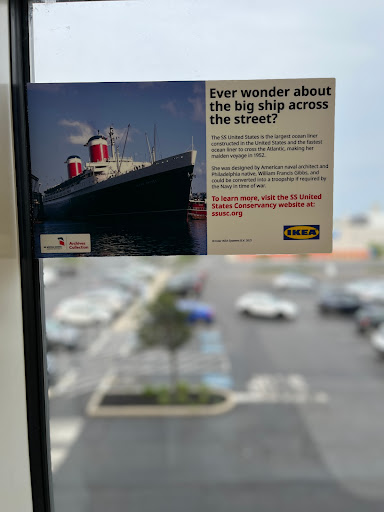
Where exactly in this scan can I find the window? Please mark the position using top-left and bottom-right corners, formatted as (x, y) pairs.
(21, 1), (384, 511)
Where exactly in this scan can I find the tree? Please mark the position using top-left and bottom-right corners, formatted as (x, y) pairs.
(138, 292), (191, 394)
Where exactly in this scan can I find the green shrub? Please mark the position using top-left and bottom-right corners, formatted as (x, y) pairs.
(175, 381), (190, 404)
(141, 383), (215, 405)
(142, 386), (157, 399)
(197, 384), (210, 404)
(157, 387), (171, 405)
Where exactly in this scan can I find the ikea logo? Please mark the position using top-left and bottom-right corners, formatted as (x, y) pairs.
(284, 225), (320, 240)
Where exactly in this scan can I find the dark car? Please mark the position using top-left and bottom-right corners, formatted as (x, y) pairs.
(318, 291), (361, 314)
(166, 270), (206, 297)
(56, 260), (78, 277)
(355, 305), (384, 333)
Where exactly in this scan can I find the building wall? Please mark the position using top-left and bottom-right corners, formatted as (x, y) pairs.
(0, 0), (33, 509)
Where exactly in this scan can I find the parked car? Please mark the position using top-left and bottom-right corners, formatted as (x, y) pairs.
(235, 292), (298, 320)
(359, 282), (384, 304)
(344, 278), (376, 297)
(129, 262), (158, 280)
(46, 353), (58, 386)
(53, 298), (113, 327)
(79, 288), (133, 316)
(318, 290), (361, 314)
(55, 258), (79, 277)
(176, 299), (215, 324)
(45, 318), (80, 351)
(43, 266), (58, 287)
(371, 324), (384, 358)
(344, 279), (384, 304)
(273, 272), (315, 291)
(105, 269), (146, 296)
(166, 270), (206, 296)
(355, 304), (384, 333)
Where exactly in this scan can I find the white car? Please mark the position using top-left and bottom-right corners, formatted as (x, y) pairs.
(273, 272), (315, 291)
(371, 324), (384, 358)
(43, 266), (58, 287)
(79, 288), (133, 316)
(235, 292), (298, 320)
(105, 269), (146, 295)
(53, 298), (113, 327)
(344, 279), (375, 297)
(128, 263), (158, 280)
(45, 318), (80, 351)
(344, 279), (384, 303)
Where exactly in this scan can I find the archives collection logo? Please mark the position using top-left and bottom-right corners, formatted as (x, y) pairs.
(40, 234), (91, 254)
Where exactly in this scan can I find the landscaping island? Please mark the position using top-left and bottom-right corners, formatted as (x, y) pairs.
(85, 286), (236, 417)
(86, 384), (234, 417)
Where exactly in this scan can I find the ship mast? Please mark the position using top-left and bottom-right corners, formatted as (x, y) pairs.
(145, 133), (153, 164)
(109, 126), (118, 167)
(145, 126), (158, 164)
(118, 124), (130, 173)
(153, 125), (156, 163)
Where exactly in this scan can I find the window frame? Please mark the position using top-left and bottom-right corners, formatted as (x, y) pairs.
(9, 1), (53, 510)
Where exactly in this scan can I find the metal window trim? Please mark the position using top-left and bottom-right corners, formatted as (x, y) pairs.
(9, 0), (53, 510)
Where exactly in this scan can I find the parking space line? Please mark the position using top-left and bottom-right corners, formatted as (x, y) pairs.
(87, 330), (111, 357)
(49, 416), (84, 473)
(49, 369), (78, 398)
(113, 270), (171, 333)
(233, 374), (330, 404)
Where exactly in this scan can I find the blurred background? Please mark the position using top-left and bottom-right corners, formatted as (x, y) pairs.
(44, 251), (384, 511)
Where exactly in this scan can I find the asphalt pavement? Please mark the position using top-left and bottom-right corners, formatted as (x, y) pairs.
(45, 256), (384, 511)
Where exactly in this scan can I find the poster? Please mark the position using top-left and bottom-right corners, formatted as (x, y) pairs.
(27, 79), (335, 257)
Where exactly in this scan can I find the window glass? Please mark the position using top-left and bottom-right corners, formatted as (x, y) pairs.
(31, 1), (384, 511)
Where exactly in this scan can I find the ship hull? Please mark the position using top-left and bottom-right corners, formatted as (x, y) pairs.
(43, 163), (193, 221)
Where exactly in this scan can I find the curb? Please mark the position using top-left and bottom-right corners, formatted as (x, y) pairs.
(86, 385), (235, 418)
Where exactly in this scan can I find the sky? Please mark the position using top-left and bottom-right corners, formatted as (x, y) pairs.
(27, 82), (206, 193)
(30, 0), (384, 218)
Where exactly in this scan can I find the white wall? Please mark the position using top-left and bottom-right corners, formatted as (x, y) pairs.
(0, 0), (33, 510)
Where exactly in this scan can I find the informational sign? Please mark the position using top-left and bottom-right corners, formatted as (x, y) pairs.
(27, 78), (335, 257)
(206, 78), (335, 255)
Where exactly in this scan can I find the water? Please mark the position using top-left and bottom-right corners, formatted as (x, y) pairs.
(34, 216), (207, 258)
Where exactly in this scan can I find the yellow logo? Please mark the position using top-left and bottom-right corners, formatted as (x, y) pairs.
(283, 225), (320, 240)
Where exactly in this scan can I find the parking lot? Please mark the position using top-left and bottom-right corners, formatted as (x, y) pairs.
(45, 256), (384, 511)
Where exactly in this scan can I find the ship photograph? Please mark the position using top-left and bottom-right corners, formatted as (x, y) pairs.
(27, 81), (207, 257)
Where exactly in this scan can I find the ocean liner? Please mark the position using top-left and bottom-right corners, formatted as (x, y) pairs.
(42, 127), (197, 220)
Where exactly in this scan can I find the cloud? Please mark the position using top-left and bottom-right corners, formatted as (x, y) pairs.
(194, 161), (206, 176)
(59, 120), (95, 145)
(188, 95), (205, 123)
(161, 100), (184, 118)
(192, 83), (204, 95)
(101, 126), (131, 144)
(59, 120), (139, 154)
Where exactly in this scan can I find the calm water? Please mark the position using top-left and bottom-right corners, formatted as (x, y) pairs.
(34, 216), (207, 258)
